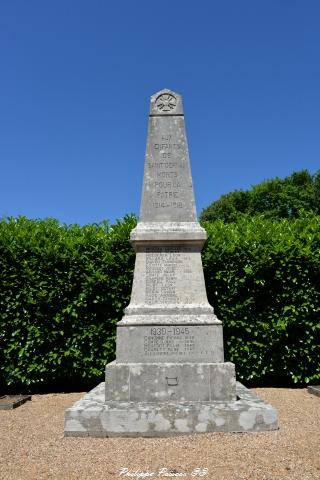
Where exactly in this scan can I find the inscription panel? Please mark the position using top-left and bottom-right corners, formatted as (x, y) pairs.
(140, 116), (197, 221)
(116, 325), (224, 363)
(144, 327), (195, 357)
(150, 137), (184, 210)
(145, 246), (194, 304)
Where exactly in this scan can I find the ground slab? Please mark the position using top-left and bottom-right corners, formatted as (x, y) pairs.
(0, 394), (31, 410)
(64, 382), (278, 437)
(308, 385), (320, 397)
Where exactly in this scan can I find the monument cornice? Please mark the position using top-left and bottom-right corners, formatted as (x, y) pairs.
(130, 221), (207, 247)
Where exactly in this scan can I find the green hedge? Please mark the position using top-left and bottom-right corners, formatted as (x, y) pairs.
(0, 216), (136, 393)
(1, 214), (319, 392)
(202, 214), (320, 386)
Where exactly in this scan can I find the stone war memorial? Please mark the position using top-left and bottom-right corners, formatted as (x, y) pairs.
(65, 89), (278, 436)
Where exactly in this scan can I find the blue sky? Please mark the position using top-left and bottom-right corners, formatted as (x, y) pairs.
(0, 1), (319, 225)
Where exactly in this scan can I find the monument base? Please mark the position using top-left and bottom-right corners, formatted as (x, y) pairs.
(64, 382), (278, 437)
(105, 361), (236, 402)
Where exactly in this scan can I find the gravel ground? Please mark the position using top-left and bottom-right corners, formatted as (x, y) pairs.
(0, 388), (319, 480)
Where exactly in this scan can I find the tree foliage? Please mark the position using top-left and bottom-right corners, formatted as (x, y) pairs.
(200, 170), (320, 222)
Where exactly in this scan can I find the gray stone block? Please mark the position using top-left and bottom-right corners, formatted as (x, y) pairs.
(210, 363), (236, 402)
(105, 362), (236, 403)
(105, 361), (130, 401)
(116, 324), (224, 363)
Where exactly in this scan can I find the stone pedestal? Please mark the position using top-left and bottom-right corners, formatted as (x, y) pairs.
(65, 89), (278, 436)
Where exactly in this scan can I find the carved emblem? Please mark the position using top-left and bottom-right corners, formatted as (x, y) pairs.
(155, 93), (177, 112)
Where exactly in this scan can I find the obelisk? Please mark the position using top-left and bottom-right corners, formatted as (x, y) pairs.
(65, 90), (278, 436)
(115, 89), (227, 373)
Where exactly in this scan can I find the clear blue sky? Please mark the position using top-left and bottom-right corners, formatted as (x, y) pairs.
(1, 1), (319, 225)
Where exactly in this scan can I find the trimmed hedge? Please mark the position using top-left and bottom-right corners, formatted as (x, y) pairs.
(202, 214), (320, 386)
(0, 216), (136, 393)
(0, 214), (319, 392)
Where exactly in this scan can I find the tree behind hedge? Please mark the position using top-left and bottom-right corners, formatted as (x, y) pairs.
(200, 170), (320, 222)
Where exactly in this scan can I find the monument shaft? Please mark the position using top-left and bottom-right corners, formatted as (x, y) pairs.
(140, 115), (196, 222)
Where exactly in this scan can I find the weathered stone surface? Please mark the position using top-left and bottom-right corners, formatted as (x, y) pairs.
(65, 382), (278, 437)
(140, 90), (196, 223)
(105, 362), (236, 402)
(123, 245), (212, 313)
(130, 222), (206, 245)
(116, 324), (224, 363)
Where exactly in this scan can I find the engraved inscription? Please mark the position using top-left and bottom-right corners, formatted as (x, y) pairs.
(140, 100), (197, 222)
(147, 162), (177, 168)
(145, 247), (193, 304)
(144, 133), (187, 210)
(152, 201), (183, 209)
(157, 171), (178, 178)
(143, 327), (196, 357)
(154, 181), (181, 188)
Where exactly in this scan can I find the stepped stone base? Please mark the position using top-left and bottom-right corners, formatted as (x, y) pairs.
(64, 382), (278, 437)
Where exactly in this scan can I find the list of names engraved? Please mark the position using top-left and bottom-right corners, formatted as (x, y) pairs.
(145, 246), (193, 304)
